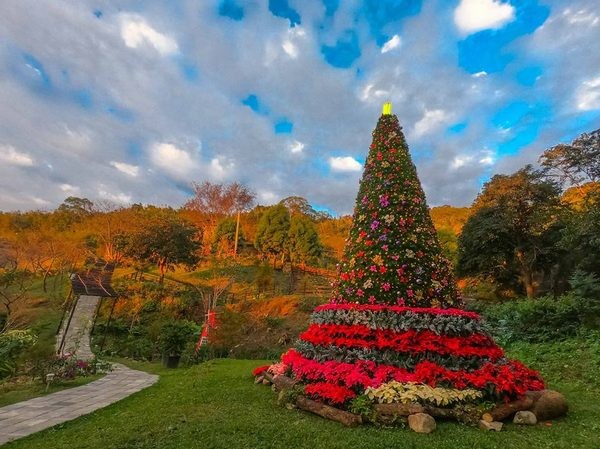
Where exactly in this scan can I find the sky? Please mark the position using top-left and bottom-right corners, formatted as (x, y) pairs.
(0, 0), (599, 215)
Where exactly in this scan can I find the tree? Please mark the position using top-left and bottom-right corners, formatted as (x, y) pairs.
(254, 204), (290, 266)
(0, 266), (31, 332)
(332, 112), (460, 307)
(212, 217), (244, 257)
(184, 182), (255, 255)
(184, 181), (255, 218)
(458, 166), (564, 297)
(58, 196), (95, 215)
(122, 211), (201, 283)
(287, 215), (323, 266)
(559, 186), (600, 276)
(539, 128), (600, 187)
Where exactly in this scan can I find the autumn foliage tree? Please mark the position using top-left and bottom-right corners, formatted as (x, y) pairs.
(184, 182), (254, 254)
(121, 209), (201, 282)
(458, 166), (564, 297)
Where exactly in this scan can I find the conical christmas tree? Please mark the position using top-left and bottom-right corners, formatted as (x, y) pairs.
(255, 104), (545, 416)
(332, 105), (460, 308)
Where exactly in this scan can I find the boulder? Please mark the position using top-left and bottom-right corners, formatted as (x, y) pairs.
(513, 411), (537, 425)
(479, 420), (503, 431)
(528, 390), (568, 421)
(408, 413), (436, 433)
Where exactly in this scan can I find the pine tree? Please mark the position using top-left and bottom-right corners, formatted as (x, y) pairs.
(333, 111), (460, 308)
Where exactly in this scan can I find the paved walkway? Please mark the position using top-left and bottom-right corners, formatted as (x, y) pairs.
(56, 294), (102, 359)
(0, 363), (158, 446)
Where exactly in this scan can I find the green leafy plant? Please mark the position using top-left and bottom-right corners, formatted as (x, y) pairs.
(348, 394), (375, 421)
(158, 320), (197, 356)
(0, 329), (38, 378)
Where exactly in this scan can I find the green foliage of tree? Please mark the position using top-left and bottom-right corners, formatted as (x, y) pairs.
(287, 215), (323, 266)
(279, 196), (331, 221)
(436, 228), (459, 267)
(559, 186), (600, 277)
(254, 204), (290, 265)
(540, 128), (600, 185)
(458, 166), (564, 298)
(122, 210), (201, 282)
(212, 217), (244, 256)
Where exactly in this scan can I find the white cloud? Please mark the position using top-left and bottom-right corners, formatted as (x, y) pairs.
(209, 157), (234, 179)
(413, 109), (450, 137)
(282, 40), (298, 58)
(98, 188), (132, 204)
(472, 71), (488, 78)
(454, 0), (515, 35)
(59, 183), (79, 193)
(150, 142), (196, 177)
(329, 156), (362, 172)
(381, 35), (401, 54)
(32, 197), (50, 206)
(451, 155), (474, 169)
(110, 161), (139, 177)
(119, 14), (178, 55)
(479, 150), (496, 165)
(576, 76), (600, 111)
(359, 84), (389, 102)
(564, 8), (599, 26)
(258, 190), (278, 204)
(289, 140), (304, 154)
(0, 144), (34, 166)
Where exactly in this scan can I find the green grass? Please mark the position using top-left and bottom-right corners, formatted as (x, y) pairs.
(0, 375), (103, 407)
(4, 336), (600, 449)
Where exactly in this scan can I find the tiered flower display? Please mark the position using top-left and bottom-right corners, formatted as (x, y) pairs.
(255, 105), (545, 412)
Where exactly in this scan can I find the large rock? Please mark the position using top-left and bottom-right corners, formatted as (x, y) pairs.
(528, 390), (568, 420)
(408, 413), (436, 433)
(513, 411), (537, 425)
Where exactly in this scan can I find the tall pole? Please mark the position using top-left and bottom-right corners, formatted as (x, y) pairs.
(233, 210), (241, 258)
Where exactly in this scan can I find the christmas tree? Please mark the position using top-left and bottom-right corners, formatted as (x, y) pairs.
(332, 104), (459, 308)
(254, 104), (547, 423)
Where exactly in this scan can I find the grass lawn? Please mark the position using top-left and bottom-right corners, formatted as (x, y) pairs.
(4, 337), (599, 449)
(0, 375), (103, 408)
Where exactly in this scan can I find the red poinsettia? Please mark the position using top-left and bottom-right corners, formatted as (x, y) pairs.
(299, 324), (504, 360)
(304, 383), (356, 405)
(314, 302), (480, 320)
(282, 350), (544, 401)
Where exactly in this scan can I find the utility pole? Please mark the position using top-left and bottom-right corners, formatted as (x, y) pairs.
(233, 210), (241, 258)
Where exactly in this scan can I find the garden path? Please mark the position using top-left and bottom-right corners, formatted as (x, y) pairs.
(0, 363), (158, 445)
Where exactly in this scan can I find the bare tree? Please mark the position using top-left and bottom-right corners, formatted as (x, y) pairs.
(0, 265), (31, 332)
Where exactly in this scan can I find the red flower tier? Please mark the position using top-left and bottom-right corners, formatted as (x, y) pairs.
(257, 105), (544, 408)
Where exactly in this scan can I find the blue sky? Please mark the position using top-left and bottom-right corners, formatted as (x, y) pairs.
(0, 0), (599, 213)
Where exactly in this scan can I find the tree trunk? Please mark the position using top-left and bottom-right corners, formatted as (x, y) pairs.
(482, 396), (534, 422)
(158, 258), (167, 283)
(295, 396), (362, 427)
(522, 270), (535, 298)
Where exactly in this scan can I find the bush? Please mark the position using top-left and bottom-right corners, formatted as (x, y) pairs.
(30, 355), (112, 381)
(0, 329), (38, 378)
(158, 320), (197, 356)
(478, 295), (582, 343)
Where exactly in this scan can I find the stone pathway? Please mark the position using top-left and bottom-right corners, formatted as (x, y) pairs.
(56, 294), (102, 359)
(0, 363), (158, 446)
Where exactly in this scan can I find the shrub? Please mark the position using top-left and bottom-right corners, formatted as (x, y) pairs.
(31, 355), (112, 381)
(0, 329), (38, 378)
(478, 295), (582, 343)
(158, 320), (197, 356)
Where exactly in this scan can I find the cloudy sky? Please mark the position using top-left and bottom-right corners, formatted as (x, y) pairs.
(0, 0), (599, 214)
